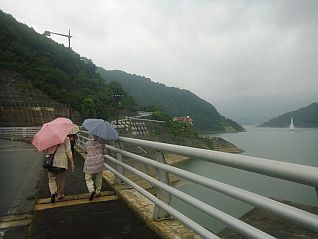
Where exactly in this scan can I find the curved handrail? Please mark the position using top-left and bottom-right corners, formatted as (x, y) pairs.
(118, 136), (318, 187)
(76, 132), (318, 238)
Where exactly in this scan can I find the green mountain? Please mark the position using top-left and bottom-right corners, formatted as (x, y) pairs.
(0, 10), (136, 121)
(0, 10), (243, 132)
(97, 68), (244, 132)
(258, 103), (318, 128)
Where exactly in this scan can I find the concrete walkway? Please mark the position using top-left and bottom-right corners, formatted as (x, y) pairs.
(0, 140), (160, 239)
(30, 150), (160, 239)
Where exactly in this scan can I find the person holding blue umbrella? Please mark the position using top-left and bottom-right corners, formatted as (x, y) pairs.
(82, 119), (118, 200)
(83, 134), (107, 200)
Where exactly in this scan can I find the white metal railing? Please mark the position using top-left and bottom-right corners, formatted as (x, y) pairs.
(119, 137), (318, 188)
(127, 117), (165, 123)
(0, 127), (41, 138)
(77, 132), (318, 239)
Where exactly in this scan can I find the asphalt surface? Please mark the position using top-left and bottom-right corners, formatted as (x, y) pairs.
(0, 139), (160, 239)
(0, 139), (42, 216)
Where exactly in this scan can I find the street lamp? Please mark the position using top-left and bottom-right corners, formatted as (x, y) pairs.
(112, 94), (124, 125)
(43, 29), (73, 49)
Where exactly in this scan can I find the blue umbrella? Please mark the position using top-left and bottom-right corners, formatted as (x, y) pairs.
(82, 119), (119, 140)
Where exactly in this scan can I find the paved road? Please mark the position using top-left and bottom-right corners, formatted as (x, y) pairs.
(0, 139), (43, 216)
(0, 139), (160, 239)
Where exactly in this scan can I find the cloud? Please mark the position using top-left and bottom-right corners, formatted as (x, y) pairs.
(1, 0), (317, 123)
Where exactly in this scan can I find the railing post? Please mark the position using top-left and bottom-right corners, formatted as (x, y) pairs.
(22, 127), (26, 137)
(114, 143), (125, 184)
(153, 151), (171, 220)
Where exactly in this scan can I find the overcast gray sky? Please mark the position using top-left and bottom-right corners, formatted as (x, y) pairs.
(1, 0), (317, 123)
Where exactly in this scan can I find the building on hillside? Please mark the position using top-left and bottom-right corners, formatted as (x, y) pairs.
(173, 116), (193, 125)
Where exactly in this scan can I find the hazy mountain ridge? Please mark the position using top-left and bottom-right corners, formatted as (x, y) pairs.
(258, 103), (318, 128)
(97, 68), (244, 132)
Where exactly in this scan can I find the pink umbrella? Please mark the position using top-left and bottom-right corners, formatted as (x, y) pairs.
(32, 117), (76, 151)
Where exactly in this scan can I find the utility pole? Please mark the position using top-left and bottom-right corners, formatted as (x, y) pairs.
(112, 94), (124, 125)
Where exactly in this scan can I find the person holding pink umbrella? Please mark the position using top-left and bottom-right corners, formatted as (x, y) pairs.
(46, 137), (75, 202)
(32, 117), (76, 203)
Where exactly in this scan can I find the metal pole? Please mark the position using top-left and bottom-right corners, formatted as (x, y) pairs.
(68, 29), (71, 48)
(112, 94), (123, 125)
(116, 106), (119, 125)
(153, 151), (171, 220)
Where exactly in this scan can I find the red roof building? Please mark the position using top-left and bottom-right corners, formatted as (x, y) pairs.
(173, 116), (193, 125)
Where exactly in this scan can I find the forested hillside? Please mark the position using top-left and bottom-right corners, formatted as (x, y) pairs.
(0, 10), (243, 132)
(258, 103), (318, 128)
(97, 68), (244, 132)
(0, 10), (136, 120)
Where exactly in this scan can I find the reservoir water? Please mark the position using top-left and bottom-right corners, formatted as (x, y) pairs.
(171, 125), (318, 233)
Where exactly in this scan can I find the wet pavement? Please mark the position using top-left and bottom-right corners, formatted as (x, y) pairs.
(0, 139), (42, 217)
(0, 139), (160, 239)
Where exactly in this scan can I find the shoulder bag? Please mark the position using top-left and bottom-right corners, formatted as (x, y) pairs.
(43, 145), (59, 169)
